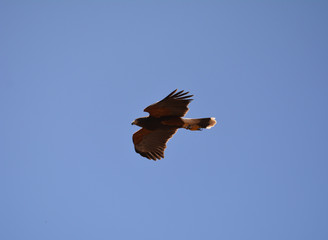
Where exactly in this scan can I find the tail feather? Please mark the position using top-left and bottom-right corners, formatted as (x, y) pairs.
(182, 118), (217, 131)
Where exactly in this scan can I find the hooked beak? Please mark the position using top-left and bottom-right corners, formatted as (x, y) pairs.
(131, 121), (135, 125)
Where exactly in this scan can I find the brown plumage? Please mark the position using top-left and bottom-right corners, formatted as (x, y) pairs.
(132, 89), (217, 160)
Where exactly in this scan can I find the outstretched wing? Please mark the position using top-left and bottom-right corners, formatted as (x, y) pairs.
(132, 127), (178, 160)
(144, 89), (193, 118)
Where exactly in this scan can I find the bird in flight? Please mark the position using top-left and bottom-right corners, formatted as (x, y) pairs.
(132, 89), (216, 160)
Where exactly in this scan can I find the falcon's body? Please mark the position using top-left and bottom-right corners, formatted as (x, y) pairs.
(133, 116), (184, 130)
(132, 89), (216, 160)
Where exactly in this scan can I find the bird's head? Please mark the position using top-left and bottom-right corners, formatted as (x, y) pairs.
(131, 119), (138, 125)
(131, 117), (147, 127)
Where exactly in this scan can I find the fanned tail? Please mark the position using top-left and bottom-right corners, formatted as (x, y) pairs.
(182, 117), (217, 131)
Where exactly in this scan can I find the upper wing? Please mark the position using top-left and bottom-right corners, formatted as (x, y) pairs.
(144, 89), (193, 118)
(132, 127), (178, 160)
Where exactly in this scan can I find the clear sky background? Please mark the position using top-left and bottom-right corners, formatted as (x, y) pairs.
(1, 1), (328, 240)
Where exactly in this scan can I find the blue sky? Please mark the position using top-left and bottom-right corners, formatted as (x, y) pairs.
(1, 1), (328, 240)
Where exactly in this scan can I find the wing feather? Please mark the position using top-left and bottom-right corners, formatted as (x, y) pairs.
(144, 89), (193, 118)
(132, 128), (178, 160)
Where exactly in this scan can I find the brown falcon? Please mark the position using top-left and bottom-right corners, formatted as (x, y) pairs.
(132, 89), (216, 160)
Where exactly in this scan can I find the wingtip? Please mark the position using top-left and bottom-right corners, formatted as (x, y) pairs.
(166, 89), (178, 98)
